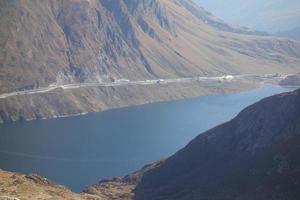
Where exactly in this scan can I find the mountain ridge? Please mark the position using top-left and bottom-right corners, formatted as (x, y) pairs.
(1, 0), (300, 93)
(276, 26), (300, 41)
(193, 0), (300, 33)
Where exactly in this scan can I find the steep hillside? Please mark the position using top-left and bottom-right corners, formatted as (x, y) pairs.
(1, 0), (300, 122)
(87, 88), (300, 200)
(1, 0), (300, 93)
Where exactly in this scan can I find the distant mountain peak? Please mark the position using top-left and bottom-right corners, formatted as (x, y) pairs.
(176, 0), (267, 35)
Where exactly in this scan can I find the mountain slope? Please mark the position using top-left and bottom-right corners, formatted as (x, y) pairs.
(1, 0), (300, 93)
(280, 73), (300, 85)
(0, 171), (103, 200)
(276, 27), (300, 41)
(87, 88), (300, 200)
(1, 0), (300, 122)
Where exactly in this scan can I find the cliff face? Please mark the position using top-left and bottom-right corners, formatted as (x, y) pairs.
(1, 0), (300, 122)
(86, 88), (300, 200)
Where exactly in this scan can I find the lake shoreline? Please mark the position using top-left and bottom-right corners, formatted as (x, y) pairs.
(1, 72), (291, 124)
(0, 83), (294, 192)
(0, 85), (298, 198)
(0, 78), (262, 124)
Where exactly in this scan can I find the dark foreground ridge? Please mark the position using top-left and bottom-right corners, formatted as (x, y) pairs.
(87, 88), (300, 200)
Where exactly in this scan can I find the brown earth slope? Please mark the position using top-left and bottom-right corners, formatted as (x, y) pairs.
(0, 170), (103, 200)
(1, 0), (300, 93)
(0, 0), (300, 122)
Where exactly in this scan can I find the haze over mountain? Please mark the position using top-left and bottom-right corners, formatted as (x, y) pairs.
(276, 26), (300, 41)
(0, 0), (300, 123)
(194, 0), (300, 33)
(280, 72), (300, 85)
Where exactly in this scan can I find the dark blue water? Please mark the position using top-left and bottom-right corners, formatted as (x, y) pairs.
(0, 84), (295, 191)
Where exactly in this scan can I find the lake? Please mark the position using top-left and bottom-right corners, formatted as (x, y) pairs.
(0, 84), (295, 191)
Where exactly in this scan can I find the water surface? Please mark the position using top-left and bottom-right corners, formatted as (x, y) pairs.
(0, 84), (295, 191)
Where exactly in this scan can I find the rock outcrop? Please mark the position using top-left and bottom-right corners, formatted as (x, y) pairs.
(0, 171), (102, 200)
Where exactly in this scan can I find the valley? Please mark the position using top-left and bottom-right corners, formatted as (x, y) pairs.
(0, 0), (300, 199)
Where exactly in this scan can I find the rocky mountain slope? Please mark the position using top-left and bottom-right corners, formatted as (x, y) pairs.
(1, 0), (300, 122)
(2, 87), (299, 200)
(87, 88), (300, 200)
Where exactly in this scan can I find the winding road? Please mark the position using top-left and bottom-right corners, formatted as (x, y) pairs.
(0, 74), (287, 99)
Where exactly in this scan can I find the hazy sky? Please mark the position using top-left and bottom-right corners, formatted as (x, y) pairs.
(193, 0), (300, 33)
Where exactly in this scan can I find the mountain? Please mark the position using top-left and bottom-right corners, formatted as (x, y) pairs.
(280, 73), (300, 85)
(1, 0), (300, 123)
(276, 27), (300, 41)
(193, 0), (300, 33)
(86, 88), (300, 200)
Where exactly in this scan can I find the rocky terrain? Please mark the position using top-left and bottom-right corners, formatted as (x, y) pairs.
(0, 170), (103, 200)
(1, 87), (299, 199)
(1, 0), (300, 122)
